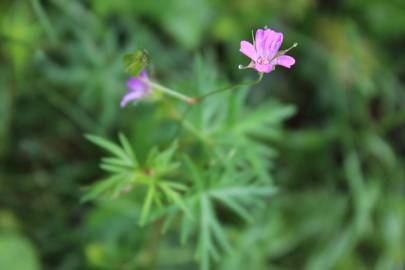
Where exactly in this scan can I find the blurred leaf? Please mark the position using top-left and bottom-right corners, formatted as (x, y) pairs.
(0, 234), (40, 270)
(123, 50), (150, 77)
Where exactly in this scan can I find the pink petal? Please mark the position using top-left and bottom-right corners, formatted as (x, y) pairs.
(263, 29), (277, 54)
(120, 90), (148, 107)
(240, 40), (257, 61)
(267, 32), (283, 59)
(256, 28), (283, 59)
(255, 64), (274, 73)
(255, 29), (265, 56)
(273, 55), (295, 68)
(139, 70), (148, 79)
(127, 77), (145, 90)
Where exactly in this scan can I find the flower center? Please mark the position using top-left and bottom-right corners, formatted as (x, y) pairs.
(257, 56), (270, 65)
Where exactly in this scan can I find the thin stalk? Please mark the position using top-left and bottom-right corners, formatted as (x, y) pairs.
(270, 42), (298, 62)
(164, 100), (212, 145)
(194, 72), (264, 102)
(145, 80), (197, 104)
(141, 71), (264, 105)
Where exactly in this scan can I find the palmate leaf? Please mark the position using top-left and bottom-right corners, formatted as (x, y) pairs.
(138, 185), (190, 227)
(85, 133), (137, 166)
(123, 50), (150, 76)
(231, 101), (296, 138)
(118, 132), (136, 161)
(160, 157), (277, 270)
(81, 173), (131, 202)
(160, 183), (187, 211)
(139, 184), (156, 226)
(146, 141), (180, 177)
(85, 134), (190, 227)
(83, 133), (139, 202)
(198, 194), (230, 269)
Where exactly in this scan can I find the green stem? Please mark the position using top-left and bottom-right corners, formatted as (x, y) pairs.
(145, 80), (197, 104)
(194, 72), (264, 102)
(163, 100), (212, 145)
(141, 72), (263, 105)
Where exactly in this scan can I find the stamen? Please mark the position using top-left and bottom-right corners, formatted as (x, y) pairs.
(238, 64), (250, 70)
(282, 42), (298, 54)
(284, 42), (298, 54)
(270, 42), (298, 62)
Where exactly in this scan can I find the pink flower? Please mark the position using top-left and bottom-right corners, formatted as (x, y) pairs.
(120, 70), (150, 107)
(240, 28), (296, 73)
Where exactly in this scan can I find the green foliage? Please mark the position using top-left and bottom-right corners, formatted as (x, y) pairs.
(1, 0), (405, 270)
(177, 157), (277, 270)
(83, 77), (284, 268)
(84, 134), (187, 226)
(123, 50), (150, 77)
(0, 234), (40, 270)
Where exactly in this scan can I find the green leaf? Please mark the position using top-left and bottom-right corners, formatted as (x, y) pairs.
(180, 204), (196, 244)
(183, 155), (204, 190)
(118, 132), (137, 163)
(160, 183), (190, 217)
(205, 197), (232, 254)
(212, 195), (254, 222)
(81, 174), (128, 202)
(139, 184), (156, 226)
(85, 134), (130, 162)
(123, 50), (149, 76)
(0, 234), (40, 270)
(101, 157), (134, 168)
(164, 181), (188, 191)
(161, 206), (179, 234)
(155, 140), (178, 165)
(100, 163), (126, 173)
(209, 186), (277, 199)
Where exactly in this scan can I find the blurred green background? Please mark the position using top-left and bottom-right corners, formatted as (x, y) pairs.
(1, 0), (404, 269)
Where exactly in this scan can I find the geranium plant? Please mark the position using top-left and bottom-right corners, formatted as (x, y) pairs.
(83, 27), (297, 270)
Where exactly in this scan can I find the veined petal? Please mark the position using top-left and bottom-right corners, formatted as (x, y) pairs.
(265, 31), (283, 59)
(240, 40), (257, 61)
(255, 29), (266, 56)
(255, 63), (274, 73)
(263, 29), (276, 53)
(273, 55), (295, 68)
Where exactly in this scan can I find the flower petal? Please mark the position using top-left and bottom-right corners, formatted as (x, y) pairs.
(255, 64), (274, 73)
(127, 77), (147, 91)
(240, 40), (257, 61)
(126, 71), (150, 92)
(120, 90), (148, 107)
(255, 29), (266, 56)
(139, 70), (148, 79)
(273, 55), (295, 68)
(266, 31), (283, 59)
(263, 29), (276, 52)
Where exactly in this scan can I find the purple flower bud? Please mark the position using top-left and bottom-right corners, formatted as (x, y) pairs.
(120, 70), (151, 107)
